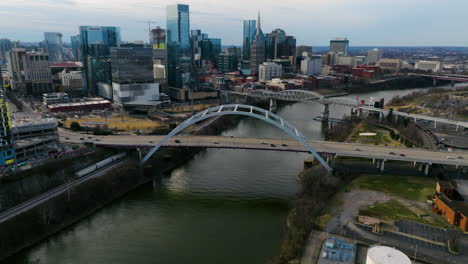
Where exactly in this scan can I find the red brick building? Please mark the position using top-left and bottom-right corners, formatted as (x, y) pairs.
(433, 193), (468, 232)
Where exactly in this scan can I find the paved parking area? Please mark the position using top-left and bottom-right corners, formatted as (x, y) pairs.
(395, 220), (448, 243)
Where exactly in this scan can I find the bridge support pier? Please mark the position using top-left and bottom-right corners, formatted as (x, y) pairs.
(380, 160), (386, 172)
(456, 124), (459, 132)
(379, 111), (384, 121)
(418, 163), (423, 172)
(433, 79), (437, 87)
(451, 80), (455, 87)
(269, 98), (277, 112)
(373, 158), (376, 165)
(323, 103), (330, 121)
(424, 164), (431, 176)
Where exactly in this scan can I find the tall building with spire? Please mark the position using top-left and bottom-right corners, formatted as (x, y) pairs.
(250, 11), (265, 75)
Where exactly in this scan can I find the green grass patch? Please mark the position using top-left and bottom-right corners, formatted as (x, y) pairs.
(360, 200), (445, 227)
(347, 174), (435, 202)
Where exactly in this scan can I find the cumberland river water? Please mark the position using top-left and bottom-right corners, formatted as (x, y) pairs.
(10, 84), (464, 264)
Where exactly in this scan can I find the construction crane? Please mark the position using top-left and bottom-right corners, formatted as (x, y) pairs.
(136, 20), (158, 42)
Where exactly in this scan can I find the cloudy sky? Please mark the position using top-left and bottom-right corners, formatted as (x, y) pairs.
(1, 0), (467, 46)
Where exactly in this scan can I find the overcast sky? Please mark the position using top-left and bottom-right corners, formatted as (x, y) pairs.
(1, 0), (467, 46)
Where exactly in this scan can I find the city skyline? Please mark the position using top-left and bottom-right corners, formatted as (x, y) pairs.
(1, 0), (468, 46)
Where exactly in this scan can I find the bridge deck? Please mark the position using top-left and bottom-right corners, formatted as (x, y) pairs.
(61, 131), (468, 167)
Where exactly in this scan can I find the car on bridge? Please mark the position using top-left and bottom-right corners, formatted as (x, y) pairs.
(261, 141), (268, 145)
(389, 152), (396, 155)
(354, 148), (362, 151)
(270, 144), (276, 147)
(282, 144), (288, 147)
(175, 139), (181, 143)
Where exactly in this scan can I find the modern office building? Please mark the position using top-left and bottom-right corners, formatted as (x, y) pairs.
(330, 38), (349, 55)
(7, 48), (27, 93)
(250, 12), (266, 75)
(415, 60), (441, 72)
(242, 20), (256, 60)
(8, 49), (53, 96)
(258, 62), (282, 82)
(199, 38), (221, 64)
(367, 48), (383, 65)
(70, 35), (81, 61)
(79, 26), (121, 96)
(301, 56), (322, 76)
(270, 28), (286, 58)
(0, 79), (15, 167)
(296, 45), (312, 57)
(217, 52), (238, 72)
(44, 32), (63, 62)
(166, 4), (191, 88)
(22, 52), (54, 96)
(284, 36), (296, 58)
(0, 39), (12, 65)
(110, 45), (162, 107)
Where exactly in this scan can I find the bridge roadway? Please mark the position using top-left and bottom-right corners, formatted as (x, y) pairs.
(60, 131), (468, 167)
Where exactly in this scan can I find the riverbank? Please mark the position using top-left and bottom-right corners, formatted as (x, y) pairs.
(349, 75), (450, 94)
(274, 164), (357, 264)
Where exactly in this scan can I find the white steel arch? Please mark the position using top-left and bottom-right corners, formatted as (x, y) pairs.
(249, 89), (325, 103)
(142, 104), (333, 172)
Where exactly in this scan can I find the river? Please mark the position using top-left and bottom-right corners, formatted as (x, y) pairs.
(9, 83), (465, 264)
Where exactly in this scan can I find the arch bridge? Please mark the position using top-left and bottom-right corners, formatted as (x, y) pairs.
(142, 104), (333, 172)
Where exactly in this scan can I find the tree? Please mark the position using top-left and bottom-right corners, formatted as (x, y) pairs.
(70, 122), (81, 131)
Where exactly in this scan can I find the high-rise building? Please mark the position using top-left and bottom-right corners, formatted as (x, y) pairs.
(284, 36), (296, 58)
(217, 52), (238, 72)
(22, 52), (54, 95)
(200, 38), (221, 64)
(0, 79), (15, 167)
(70, 35), (81, 61)
(79, 26), (121, 96)
(242, 20), (256, 60)
(301, 56), (322, 76)
(367, 48), (383, 65)
(0, 39), (12, 65)
(44, 32), (63, 62)
(296, 45), (312, 57)
(7, 48), (27, 93)
(270, 28), (286, 58)
(330, 38), (349, 56)
(150, 27), (166, 49)
(258, 62), (282, 82)
(250, 12), (266, 75)
(110, 44), (161, 107)
(167, 4), (191, 88)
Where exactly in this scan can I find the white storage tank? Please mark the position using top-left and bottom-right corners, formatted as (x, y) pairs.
(366, 246), (411, 264)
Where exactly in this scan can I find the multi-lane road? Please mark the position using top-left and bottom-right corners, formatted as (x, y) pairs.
(60, 130), (468, 167)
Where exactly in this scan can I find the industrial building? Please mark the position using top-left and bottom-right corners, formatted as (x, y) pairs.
(47, 99), (111, 113)
(318, 237), (355, 264)
(432, 180), (468, 232)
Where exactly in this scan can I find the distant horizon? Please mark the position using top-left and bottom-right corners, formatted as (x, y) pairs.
(2, 0), (468, 46)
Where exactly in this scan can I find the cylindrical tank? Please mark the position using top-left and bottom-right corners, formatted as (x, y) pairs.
(366, 246), (411, 264)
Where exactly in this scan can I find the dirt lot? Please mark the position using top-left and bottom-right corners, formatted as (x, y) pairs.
(65, 115), (165, 131)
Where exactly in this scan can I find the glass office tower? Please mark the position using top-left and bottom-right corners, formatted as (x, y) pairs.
(44, 32), (63, 62)
(70, 35), (81, 61)
(166, 4), (191, 88)
(79, 26), (121, 96)
(243, 20), (256, 61)
(0, 39), (12, 65)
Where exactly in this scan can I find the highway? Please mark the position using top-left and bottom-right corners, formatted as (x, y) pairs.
(0, 158), (127, 224)
(60, 130), (468, 167)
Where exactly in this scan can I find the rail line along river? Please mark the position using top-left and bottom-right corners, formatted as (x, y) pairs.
(8, 83), (464, 264)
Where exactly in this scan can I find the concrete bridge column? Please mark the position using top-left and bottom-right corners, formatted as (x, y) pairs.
(373, 158), (376, 165)
(269, 98), (277, 112)
(379, 111), (384, 121)
(424, 164), (431, 176)
(451, 80), (455, 87)
(433, 79), (437, 87)
(418, 163), (423, 172)
(323, 103), (330, 121)
(456, 124), (459, 132)
(394, 114), (399, 123)
(380, 160), (386, 172)
(358, 108), (363, 118)
(375, 159), (381, 169)
(434, 121), (437, 129)
(414, 161), (417, 167)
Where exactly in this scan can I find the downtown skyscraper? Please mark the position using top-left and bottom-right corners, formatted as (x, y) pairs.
(250, 12), (266, 75)
(166, 4), (191, 88)
(44, 32), (63, 62)
(79, 26), (121, 96)
(242, 20), (256, 60)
